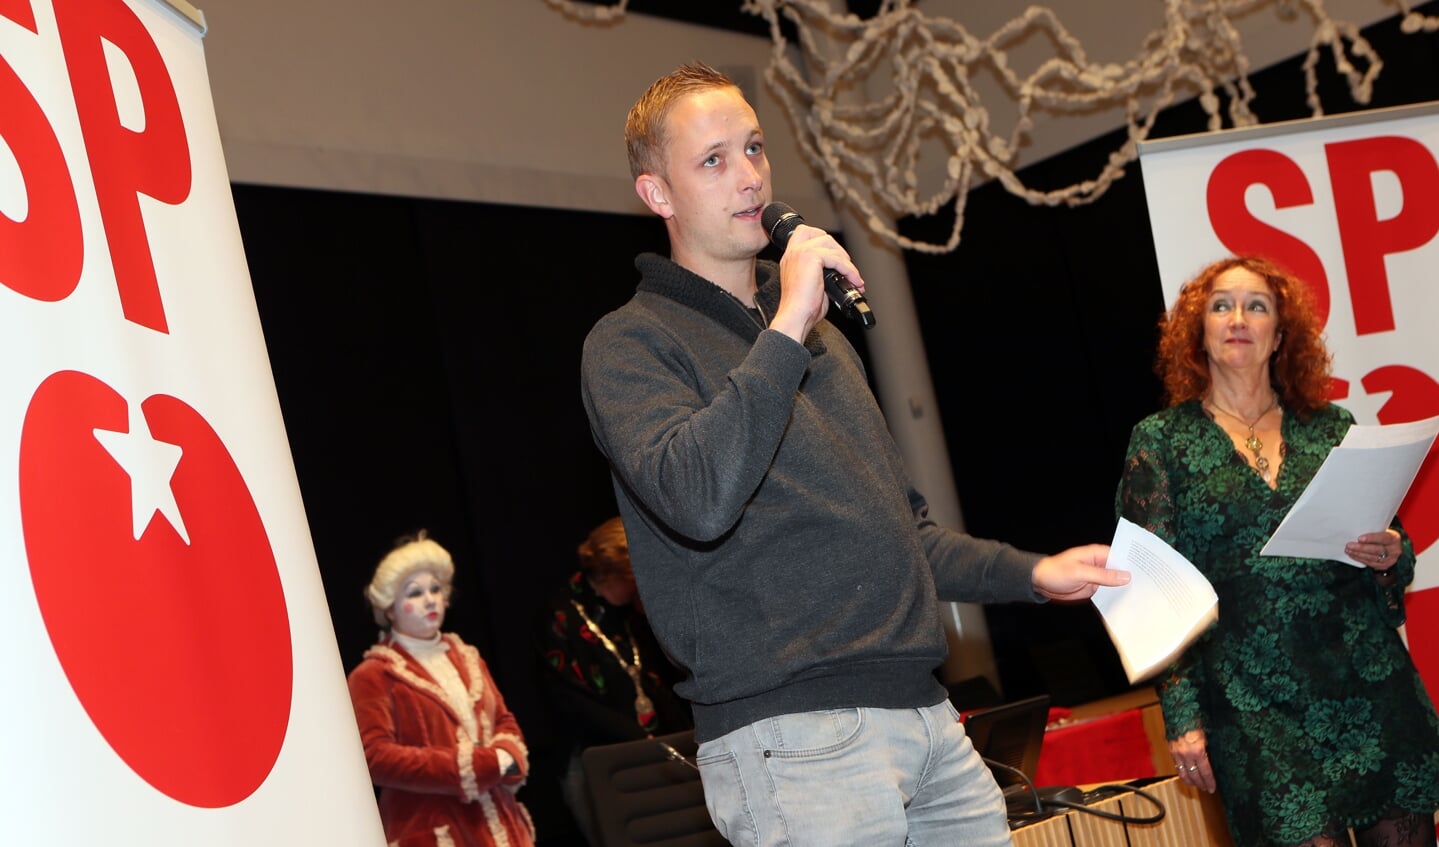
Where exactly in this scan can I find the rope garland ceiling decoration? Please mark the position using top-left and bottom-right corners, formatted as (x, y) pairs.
(545, 0), (1439, 254)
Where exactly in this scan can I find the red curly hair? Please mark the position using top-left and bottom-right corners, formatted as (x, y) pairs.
(1157, 255), (1333, 419)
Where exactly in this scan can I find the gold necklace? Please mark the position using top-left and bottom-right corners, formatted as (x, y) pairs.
(1207, 396), (1280, 481)
(569, 600), (655, 726)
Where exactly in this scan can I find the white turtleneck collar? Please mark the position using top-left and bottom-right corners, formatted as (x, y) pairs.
(390, 629), (446, 657)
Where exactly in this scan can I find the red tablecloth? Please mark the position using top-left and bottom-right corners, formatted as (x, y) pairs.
(1033, 707), (1156, 786)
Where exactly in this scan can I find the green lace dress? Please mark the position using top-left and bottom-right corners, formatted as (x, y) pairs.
(1116, 400), (1439, 846)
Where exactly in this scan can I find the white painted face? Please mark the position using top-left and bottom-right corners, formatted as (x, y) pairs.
(386, 569), (447, 639)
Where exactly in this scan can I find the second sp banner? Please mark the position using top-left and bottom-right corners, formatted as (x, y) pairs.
(1138, 100), (1439, 700)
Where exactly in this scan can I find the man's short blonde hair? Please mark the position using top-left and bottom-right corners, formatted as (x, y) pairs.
(625, 61), (738, 181)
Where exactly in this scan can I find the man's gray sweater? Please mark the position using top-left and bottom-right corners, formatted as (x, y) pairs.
(581, 253), (1042, 742)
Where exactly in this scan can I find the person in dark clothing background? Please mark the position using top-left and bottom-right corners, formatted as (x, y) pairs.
(537, 516), (692, 841)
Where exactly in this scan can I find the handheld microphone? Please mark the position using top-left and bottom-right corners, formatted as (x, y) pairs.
(761, 202), (876, 329)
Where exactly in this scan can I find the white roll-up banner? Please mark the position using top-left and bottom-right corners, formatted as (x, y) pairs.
(1139, 100), (1439, 704)
(0, 0), (385, 841)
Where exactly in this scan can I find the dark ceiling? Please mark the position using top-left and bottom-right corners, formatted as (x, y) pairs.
(607, 3), (771, 37)
(567, 1), (886, 38)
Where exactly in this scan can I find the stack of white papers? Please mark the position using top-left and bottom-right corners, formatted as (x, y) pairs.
(1092, 518), (1218, 685)
(1261, 415), (1439, 566)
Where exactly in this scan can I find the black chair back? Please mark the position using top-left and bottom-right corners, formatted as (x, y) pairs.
(580, 729), (727, 847)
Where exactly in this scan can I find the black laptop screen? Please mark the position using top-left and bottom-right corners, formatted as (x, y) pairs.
(961, 694), (1051, 787)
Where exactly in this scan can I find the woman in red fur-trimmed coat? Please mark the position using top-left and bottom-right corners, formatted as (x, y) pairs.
(348, 532), (536, 847)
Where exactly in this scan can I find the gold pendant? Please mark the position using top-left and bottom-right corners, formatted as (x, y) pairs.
(1245, 434), (1263, 453)
(627, 667), (654, 720)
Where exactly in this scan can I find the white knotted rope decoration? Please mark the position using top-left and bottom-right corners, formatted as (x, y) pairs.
(544, 0), (1438, 253)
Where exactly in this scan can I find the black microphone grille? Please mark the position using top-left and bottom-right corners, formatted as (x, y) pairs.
(760, 202), (802, 246)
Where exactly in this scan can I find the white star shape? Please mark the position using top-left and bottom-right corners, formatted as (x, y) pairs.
(93, 399), (191, 544)
(1335, 377), (1392, 425)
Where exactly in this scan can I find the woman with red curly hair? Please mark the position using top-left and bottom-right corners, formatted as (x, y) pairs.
(1116, 256), (1439, 847)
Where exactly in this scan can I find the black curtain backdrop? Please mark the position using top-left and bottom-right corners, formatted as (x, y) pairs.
(233, 7), (1436, 843)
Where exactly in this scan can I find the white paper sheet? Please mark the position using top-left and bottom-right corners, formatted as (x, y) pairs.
(1093, 518), (1218, 684)
(1260, 415), (1439, 566)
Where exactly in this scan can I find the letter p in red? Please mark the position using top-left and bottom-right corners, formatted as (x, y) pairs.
(1327, 136), (1439, 335)
(54, 0), (191, 333)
